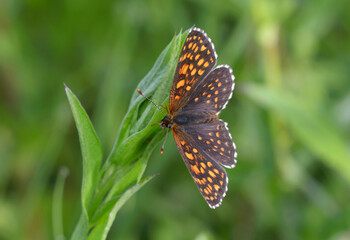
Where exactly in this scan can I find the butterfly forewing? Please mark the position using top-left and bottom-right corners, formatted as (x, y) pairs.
(172, 128), (228, 209)
(169, 28), (217, 114)
(180, 65), (234, 114)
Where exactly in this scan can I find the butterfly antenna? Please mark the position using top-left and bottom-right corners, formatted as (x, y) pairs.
(160, 128), (169, 154)
(137, 89), (166, 116)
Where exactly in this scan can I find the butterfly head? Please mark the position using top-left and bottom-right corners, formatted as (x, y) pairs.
(160, 115), (173, 129)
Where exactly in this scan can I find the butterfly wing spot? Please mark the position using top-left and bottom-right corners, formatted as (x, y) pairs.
(192, 42), (197, 50)
(216, 132), (220, 137)
(175, 95), (180, 100)
(204, 61), (209, 68)
(215, 90), (219, 95)
(200, 167), (205, 174)
(180, 140), (186, 146)
(206, 100), (210, 103)
(221, 147), (225, 152)
(197, 135), (202, 140)
(207, 162), (213, 167)
(207, 177), (213, 183)
(201, 45), (207, 51)
(185, 152), (194, 160)
(194, 97), (199, 102)
(217, 140), (221, 144)
(191, 164), (200, 175)
(218, 82), (222, 87)
(180, 64), (189, 74)
(206, 187), (212, 194)
(186, 86), (192, 91)
(208, 170), (216, 178)
(213, 184), (220, 191)
(195, 54), (200, 60)
(193, 148), (198, 153)
(200, 162), (206, 168)
(198, 69), (204, 75)
(214, 169), (220, 174)
(198, 58), (204, 66)
(176, 80), (185, 89)
(191, 68), (197, 76)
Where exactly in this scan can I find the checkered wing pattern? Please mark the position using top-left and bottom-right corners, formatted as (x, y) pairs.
(182, 120), (237, 168)
(169, 27), (217, 114)
(173, 128), (228, 209)
(181, 65), (234, 114)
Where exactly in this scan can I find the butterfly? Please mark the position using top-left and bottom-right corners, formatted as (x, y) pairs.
(139, 27), (237, 208)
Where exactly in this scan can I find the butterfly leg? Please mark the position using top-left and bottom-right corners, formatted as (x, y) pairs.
(161, 105), (169, 114)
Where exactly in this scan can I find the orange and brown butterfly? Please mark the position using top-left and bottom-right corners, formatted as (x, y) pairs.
(138, 27), (237, 209)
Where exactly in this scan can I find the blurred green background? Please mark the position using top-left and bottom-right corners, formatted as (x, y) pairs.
(1, 0), (350, 239)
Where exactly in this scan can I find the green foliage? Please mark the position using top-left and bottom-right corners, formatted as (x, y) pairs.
(244, 83), (350, 183)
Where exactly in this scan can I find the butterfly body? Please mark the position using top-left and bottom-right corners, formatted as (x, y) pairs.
(159, 27), (237, 209)
(161, 112), (218, 127)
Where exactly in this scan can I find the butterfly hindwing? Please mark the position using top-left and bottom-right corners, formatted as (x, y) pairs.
(172, 128), (228, 209)
(169, 27), (217, 114)
(181, 120), (237, 168)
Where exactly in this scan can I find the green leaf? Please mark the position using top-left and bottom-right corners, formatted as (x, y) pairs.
(87, 175), (156, 240)
(70, 213), (89, 240)
(52, 167), (69, 240)
(244, 83), (350, 183)
(65, 85), (103, 235)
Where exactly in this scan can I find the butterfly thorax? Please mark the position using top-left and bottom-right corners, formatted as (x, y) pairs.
(160, 115), (173, 129)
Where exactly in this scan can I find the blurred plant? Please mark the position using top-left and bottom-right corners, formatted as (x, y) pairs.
(62, 30), (188, 240)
